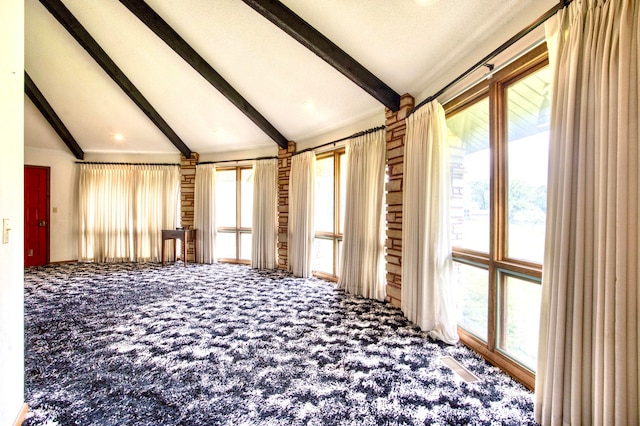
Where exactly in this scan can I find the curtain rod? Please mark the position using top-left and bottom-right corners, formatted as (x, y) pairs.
(441, 38), (545, 107)
(407, 0), (573, 118)
(198, 155), (277, 165)
(75, 162), (179, 166)
(294, 125), (386, 156)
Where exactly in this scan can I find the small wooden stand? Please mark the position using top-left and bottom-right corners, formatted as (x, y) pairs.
(161, 229), (197, 265)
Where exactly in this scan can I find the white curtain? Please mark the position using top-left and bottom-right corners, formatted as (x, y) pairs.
(78, 164), (180, 262)
(252, 159), (278, 269)
(194, 164), (216, 263)
(536, 1), (639, 424)
(401, 101), (459, 345)
(288, 151), (315, 277)
(338, 130), (386, 300)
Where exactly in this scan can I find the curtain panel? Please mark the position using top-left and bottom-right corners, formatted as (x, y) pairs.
(401, 101), (458, 344)
(288, 151), (316, 277)
(252, 159), (278, 269)
(78, 164), (180, 263)
(194, 164), (216, 263)
(338, 129), (386, 301)
(536, 1), (639, 424)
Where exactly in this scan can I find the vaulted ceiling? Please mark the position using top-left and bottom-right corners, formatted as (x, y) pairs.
(24, 0), (556, 158)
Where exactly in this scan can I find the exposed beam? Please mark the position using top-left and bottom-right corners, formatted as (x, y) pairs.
(25, 72), (85, 160)
(38, 0), (192, 158)
(119, 0), (289, 150)
(241, 0), (401, 111)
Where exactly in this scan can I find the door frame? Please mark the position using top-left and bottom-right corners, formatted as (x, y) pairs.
(24, 165), (50, 266)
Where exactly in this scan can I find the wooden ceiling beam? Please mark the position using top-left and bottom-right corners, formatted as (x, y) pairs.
(38, 0), (192, 158)
(241, 0), (401, 111)
(25, 72), (85, 160)
(119, 0), (289, 149)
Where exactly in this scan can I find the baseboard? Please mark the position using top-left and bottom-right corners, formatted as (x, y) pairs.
(13, 403), (28, 426)
(49, 260), (78, 265)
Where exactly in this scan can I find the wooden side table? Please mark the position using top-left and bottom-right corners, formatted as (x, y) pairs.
(161, 229), (197, 265)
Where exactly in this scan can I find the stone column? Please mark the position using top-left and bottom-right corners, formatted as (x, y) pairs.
(385, 94), (414, 307)
(277, 141), (295, 270)
(180, 152), (198, 262)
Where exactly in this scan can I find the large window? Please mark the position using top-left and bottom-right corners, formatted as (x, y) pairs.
(446, 45), (549, 388)
(312, 150), (346, 279)
(215, 166), (253, 263)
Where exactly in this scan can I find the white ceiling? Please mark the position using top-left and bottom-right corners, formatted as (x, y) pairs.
(24, 0), (556, 157)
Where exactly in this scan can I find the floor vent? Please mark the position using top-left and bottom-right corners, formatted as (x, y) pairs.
(439, 356), (482, 383)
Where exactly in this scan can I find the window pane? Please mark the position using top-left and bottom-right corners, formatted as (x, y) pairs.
(215, 170), (236, 227)
(506, 67), (550, 263)
(339, 153), (346, 235)
(241, 168), (254, 228)
(452, 261), (488, 341)
(447, 98), (490, 253)
(498, 275), (541, 370)
(240, 232), (252, 261)
(314, 157), (334, 233)
(216, 231), (236, 259)
(312, 237), (333, 275)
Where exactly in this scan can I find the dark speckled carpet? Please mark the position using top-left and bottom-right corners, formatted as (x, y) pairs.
(23, 262), (536, 425)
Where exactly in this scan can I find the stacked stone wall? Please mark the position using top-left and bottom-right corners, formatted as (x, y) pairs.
(384, 94), (414, 307)
(277, 142), (295, 270)
(180, 153), (198, 262)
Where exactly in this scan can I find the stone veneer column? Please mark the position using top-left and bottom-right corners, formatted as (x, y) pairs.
(385, 94), (414, 307)
(180, 153), (198, 262)
(277, 141), (296, 270)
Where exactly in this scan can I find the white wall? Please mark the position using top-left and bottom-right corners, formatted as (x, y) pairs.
(0, 0), (25, 424)
(198, 146), (278, 164)
(295, 112), (384, 152)
(25, 147), (79, 262)
(83, 152), (180, 163)
(198, 111), (385, 163)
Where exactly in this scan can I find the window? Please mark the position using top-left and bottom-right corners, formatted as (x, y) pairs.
(497, 272), (541, 370)
(312, 150), (346, 279)
(448, 97), (490, 253)
(215, 166), (253, 263)
(445, 45), (549, 388)
(451, 260), (489, 341)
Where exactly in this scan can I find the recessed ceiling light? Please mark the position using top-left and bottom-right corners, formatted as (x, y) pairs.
(113, 133), (124, 142)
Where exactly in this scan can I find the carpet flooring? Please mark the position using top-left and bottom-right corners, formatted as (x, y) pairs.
(23, 262), (537, 425)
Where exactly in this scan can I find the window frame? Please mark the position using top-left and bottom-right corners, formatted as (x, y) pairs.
(313, 148), (346, 281)
(215, 165), (253, 265)
(444, 44), (549, 389)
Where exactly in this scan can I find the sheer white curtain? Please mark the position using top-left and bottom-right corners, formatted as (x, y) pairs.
(79, 164), (133, 262)
(338, 129), (386, 300)
(401, 101), (458, 344)
(535, 1), (639, 424)
(288, 151), (315, 277)
(79, 164), (180, 262)
(194, 164), (216, 263)
(252, 159), (278, 269)
(134, 166), (180, 261)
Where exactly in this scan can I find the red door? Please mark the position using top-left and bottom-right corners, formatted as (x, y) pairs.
(24, 166), (49, 267)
